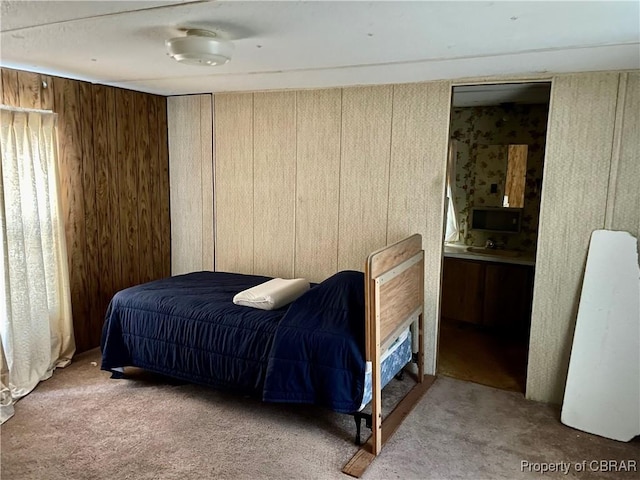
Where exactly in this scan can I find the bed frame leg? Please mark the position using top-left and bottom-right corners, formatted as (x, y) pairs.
(352, 412), (372, 445)
(354, 415), (362, 445)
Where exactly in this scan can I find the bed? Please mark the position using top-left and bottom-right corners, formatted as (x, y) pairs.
(101, 234), (429, 476)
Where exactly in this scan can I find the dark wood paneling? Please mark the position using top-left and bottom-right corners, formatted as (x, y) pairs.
(136, 92), (153, 284)
(79, 82), (102, 347)
(105, 87), (123, 295)
(2, 70), (19, 105)
(157, 96), (171, 278)
(17, 71), (42, 108)
(41, 75), (54, 110)
(116, 89), (139, 289)
(53, 76), (90, 351)
(147, 95), (162, 279)
(92, 84), (113, 314)
(1, 67), (170, 353)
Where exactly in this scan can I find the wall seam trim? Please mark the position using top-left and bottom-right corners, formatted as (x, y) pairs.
(200, 95), (205, 269)
(385, 85), (395, 245)
(336, 88), (344, 272)
(214, 93), (218, 272)
(251, 93), (255, 274)
(604, 73), (626, 230)
(292, 91), (298, 278)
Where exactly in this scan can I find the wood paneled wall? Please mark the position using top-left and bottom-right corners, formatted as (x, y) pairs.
(253, 91), (297, 278)
(213, 93), (254, 274)
(388, 83), (453, 375)
(606, 72), (640, 235)
(169, 82), (452, 376)
(1, 68), (170, 353)
(527, 71), (639, 403)
(169, 71), (639, 403)
(295, 89), (342, 280)
(167, 95), (213, 275)
(338, 86), (393, 271)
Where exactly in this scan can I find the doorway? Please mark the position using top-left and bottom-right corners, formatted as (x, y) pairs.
(438, 82), (552, 393)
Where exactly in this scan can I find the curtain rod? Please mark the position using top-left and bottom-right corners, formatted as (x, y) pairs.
(0, 104), (56, 115)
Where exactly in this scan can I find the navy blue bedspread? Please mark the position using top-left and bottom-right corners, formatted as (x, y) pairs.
(101, 271), (366, 413)
(263, 271), (366, 413)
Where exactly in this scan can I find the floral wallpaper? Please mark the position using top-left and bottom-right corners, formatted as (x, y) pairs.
(449, 104), (549, 253)
(474, 144), (509, 207)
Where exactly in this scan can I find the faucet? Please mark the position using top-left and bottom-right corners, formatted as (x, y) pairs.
(485, 238), (496, 249)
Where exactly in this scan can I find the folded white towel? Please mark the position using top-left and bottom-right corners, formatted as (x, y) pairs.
(233, 278), (310, 310)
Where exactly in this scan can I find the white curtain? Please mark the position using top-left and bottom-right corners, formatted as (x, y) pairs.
(0, 108), (75, 423)
(444, 140), (460, 243)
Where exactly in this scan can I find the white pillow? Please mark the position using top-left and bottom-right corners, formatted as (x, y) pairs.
(233, 278), (310, 310)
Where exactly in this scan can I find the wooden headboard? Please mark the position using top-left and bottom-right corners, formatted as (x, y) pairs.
(367, 233), (424, 354)
(344, 234), (433, 477)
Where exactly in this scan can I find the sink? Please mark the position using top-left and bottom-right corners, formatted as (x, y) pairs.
(444, 243), (469, 252)
(466, 247), (522, 257)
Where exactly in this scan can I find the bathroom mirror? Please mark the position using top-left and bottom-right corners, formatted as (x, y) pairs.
(474, 144), (528, 209)
(504, 145), (528, 208)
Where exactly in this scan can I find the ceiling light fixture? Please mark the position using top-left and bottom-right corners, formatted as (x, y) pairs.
(166, 29), (233, 66)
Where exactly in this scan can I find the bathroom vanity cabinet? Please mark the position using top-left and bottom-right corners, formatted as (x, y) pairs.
(441, 256), (534, 334)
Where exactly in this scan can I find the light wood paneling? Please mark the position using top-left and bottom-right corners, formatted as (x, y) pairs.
(166, 94), (213, 274)
(168, 95), (205, 275)
(379, 262), (423, 343)
(214, 93), (254, 274)
(606, 72), (640, 236)
(295, 89), (342, 282)
(370, 232), (422, 277)
(169, 71), (639, 402)
(338, 86), (393, 271)
(253, 91), (296, 278)
(204, 82), (450, 377)
(505, 145), (528, 208)
(527, 72), (620, 404)
(0, 67), (169, 352)
(200, 95), (214, 271)
(388, 82), (451, 375)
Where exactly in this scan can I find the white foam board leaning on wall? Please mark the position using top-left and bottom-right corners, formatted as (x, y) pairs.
(561, 229), (640, 442)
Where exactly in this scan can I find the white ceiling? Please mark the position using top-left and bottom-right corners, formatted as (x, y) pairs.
(1, 1), (639, 97)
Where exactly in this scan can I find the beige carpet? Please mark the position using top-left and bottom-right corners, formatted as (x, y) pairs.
(1, 349), (638, 480)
